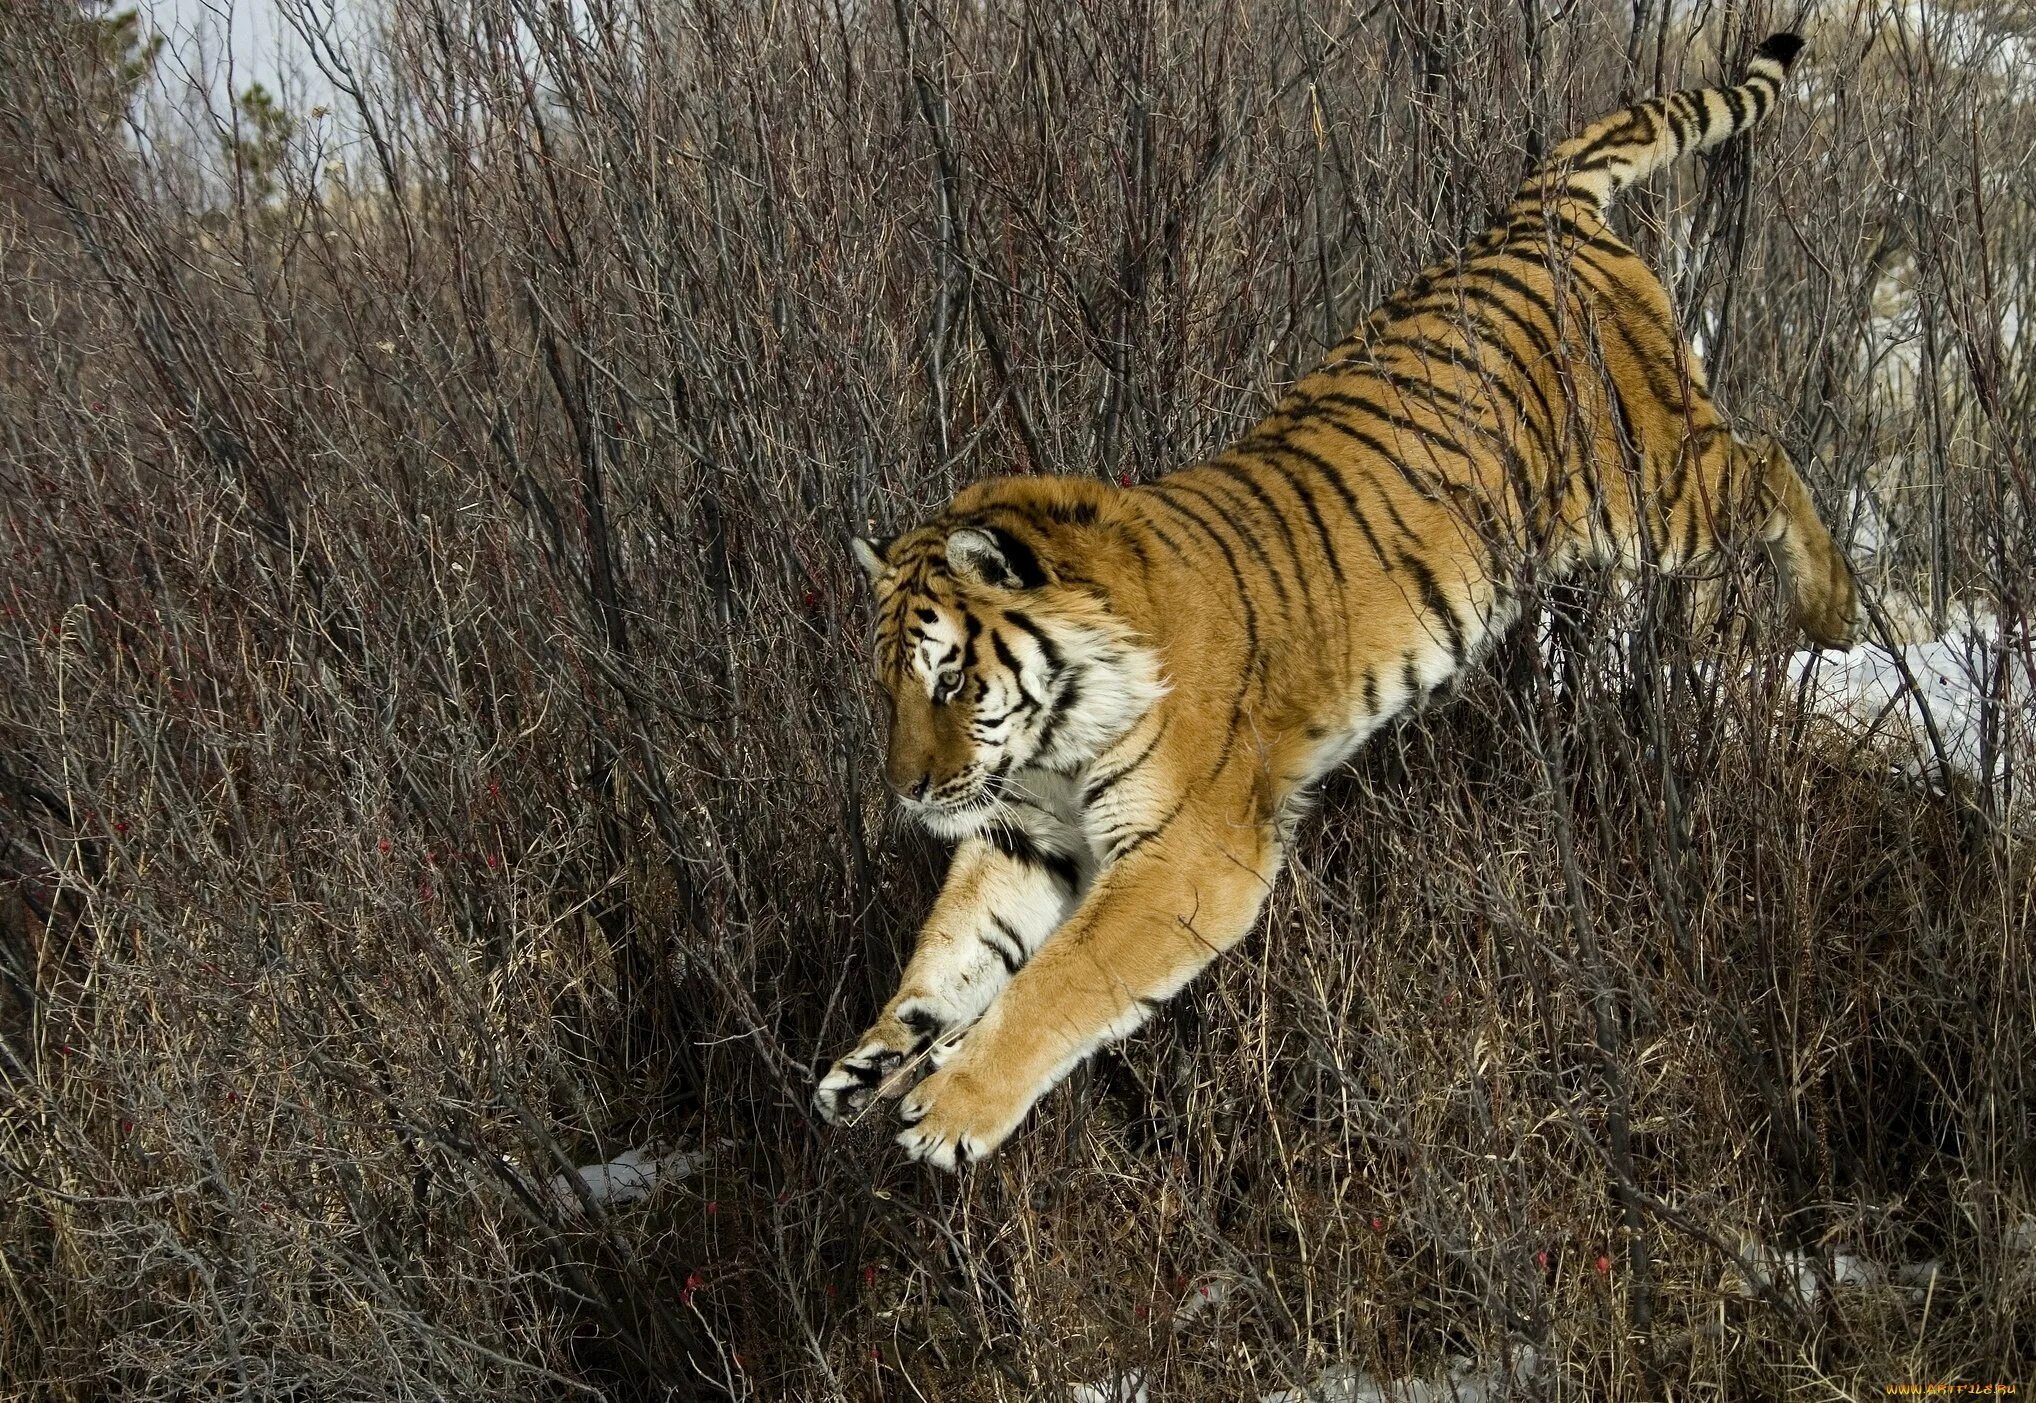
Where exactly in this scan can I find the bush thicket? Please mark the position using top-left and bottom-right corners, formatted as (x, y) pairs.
(1, 0), (2030, 1396)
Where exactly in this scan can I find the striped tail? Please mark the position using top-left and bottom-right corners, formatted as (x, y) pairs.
(1516, 33), (1804, 212)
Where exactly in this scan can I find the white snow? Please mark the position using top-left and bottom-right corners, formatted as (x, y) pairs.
(1259, 1346), (1540, 1403)
(1734, 1240), (1952, 1306)
(1174, 1274), (1240, 1324)
(1073, 1347), (1540, 1403)
(546, 1144), (706, 1214)
(1068, 1374), (1149, 1403)
(1787, 604), (2028, 792)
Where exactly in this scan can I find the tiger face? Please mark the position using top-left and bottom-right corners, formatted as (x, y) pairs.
(853, 510), (1165, 842)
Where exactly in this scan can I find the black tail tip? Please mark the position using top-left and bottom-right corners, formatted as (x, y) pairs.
(1755, 32), (1805, 68)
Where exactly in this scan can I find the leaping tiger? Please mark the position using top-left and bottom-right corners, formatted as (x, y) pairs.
(814, 34), (1856, 1169)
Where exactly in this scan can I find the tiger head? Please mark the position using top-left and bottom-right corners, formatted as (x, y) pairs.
(853, 483), (1166, 840)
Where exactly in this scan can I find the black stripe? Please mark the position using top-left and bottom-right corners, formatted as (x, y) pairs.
(973, 699), (1026, 728)
(1203, 666), (1262, 784)
(1212, 462), (1317, 592)
(1679, 506), (1702, 567)
(1665, 94), (1697, 149)
(1546, 254), (1693, 415)
(1384, 364), (1554, 473)
(1107, 521), (1153, 575)
(1398, 549), (1468, 664)
(1225, 452), (1347, 585)
(1132, 509), (1193, 562)
(982, 919), (1027, 974)
(1372, 330), (1519, 434)
(1569, 110), (1651, 166)
(1241, 436), (1395, 572)
(1108, 799), (1185, 864)
(1288, 395), (1469, 522)
(1145, 489), (1263, 660)
(1306, 389), (1482, 472)
(1566, 119), (1628, 168)
(1414, 280), (1562, 370)
(1745, 79), (1774, 123)
(1082, 720), (1168, 806)
(960, 609), (983, 672)
(1000, 609), (1064, 672)
(1461, 264), (1563, 336)
(1030, 673), (1080, 760)
(1382, 311), (1564, 448)
(1268, 418), (1430, 545)
(989, 630), (1040, 711)
(986, 823), (1081, 891)
(1720, 85), (1750, 134)
(1293, 394), (1495, 527)
(1159, 480), (1295, 613)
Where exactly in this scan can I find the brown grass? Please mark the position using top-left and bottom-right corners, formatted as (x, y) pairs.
(0, 0), (2030, 1397)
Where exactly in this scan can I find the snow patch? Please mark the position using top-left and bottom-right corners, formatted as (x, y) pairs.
(1260, 1346), (1540, 1403)
(1735, 1240), (1946, 1305)
(1068, 1374), (1149, 1403)
(547, 1144), (707, 1213)
(1788, 605), (2028, 789)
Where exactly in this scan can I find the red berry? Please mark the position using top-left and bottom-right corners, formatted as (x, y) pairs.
(1371, 1216), (1385, 1232)
(1595, 1254), (1612, 1275)
(1535, 1250), (1549, 1270)
(377, 838), (391, 853)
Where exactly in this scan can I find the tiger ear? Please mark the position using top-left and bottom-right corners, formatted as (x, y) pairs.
(945, 525), (1046, 590)
(851, 535), (891, 582)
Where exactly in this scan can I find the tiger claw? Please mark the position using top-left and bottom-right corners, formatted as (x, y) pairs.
(814, 1006), (952, 1126)
(812, 1046), (905, 1125)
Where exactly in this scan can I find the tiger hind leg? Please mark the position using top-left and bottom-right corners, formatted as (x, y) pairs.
(1745, 435), (1858, 649)
(1670, 429), (1858, 650)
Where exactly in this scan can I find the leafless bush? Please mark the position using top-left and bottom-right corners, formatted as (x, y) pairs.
(1, 0), (2030, 1397)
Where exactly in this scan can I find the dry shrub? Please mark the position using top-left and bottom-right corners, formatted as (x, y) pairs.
(0, 0), (2030, 1397)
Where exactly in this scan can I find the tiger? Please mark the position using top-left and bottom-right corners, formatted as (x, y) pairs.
(813, 34), (1856, 1170)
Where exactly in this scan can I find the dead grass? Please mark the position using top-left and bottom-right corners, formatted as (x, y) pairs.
(0, 0), (2031, 1397)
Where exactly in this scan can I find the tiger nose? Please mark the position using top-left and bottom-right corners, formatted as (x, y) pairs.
(888, 774), (931, 802)
(885, 755), (931, 801)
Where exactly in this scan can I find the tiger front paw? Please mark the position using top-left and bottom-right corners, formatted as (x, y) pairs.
(894, 1060), (1037, 1171)
(813, 1007), (944, 1125)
